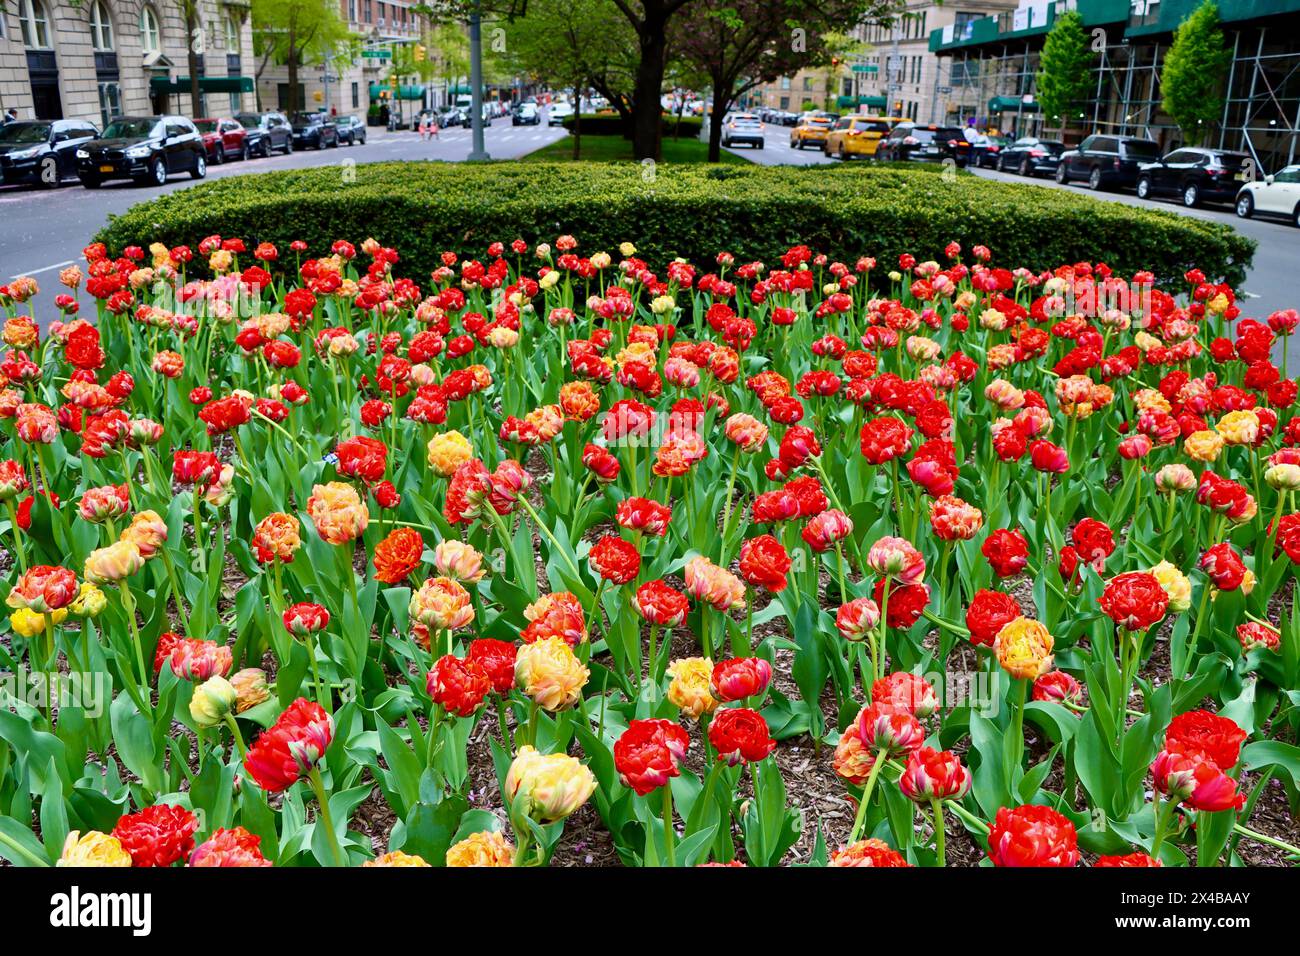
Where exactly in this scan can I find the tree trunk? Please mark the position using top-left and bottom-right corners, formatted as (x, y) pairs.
(631, 17), (667, 161)
(572, 82), (582, 159)
(707, 90), (729, 163)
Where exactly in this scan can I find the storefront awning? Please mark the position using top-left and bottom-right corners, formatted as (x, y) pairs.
(149, 76), (254, 94)
(988, 95), (1038, 113)
(369, 83), (424, 100)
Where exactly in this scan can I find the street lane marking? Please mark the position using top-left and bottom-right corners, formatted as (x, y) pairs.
(12, 259), (74, 279)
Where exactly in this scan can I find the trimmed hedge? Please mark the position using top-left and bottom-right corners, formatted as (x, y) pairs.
(96, 161), (1256, 286)
(561, 114), (704, 138)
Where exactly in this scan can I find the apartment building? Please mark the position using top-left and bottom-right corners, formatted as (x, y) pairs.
(0, 0), (254, 128)
(930, 0), (1300, 169)
(255, 0), (423, 118)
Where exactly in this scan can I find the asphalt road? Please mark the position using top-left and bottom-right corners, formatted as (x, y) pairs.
(725, 133), (1297, 322)
(0, 122), (566, 321)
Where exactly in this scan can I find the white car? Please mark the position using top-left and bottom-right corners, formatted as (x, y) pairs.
(1236, 165), (1300, 227)
(548, 101), (574, 126)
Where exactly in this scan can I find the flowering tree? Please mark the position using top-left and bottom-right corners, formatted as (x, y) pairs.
(671, 0), (904, 163)
(251, 0), (354, 114)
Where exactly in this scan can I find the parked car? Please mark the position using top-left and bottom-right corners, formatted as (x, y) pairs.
(967, 132), (1011, 168)
(439, 107), (469, 128)
(290, 112), (338, 149)
(548, 101), (574, 126)
(75, 115), (205, 188)
(722, 113), (764, 149)
(1235, 164), (1300, 227)
(334, 115), (367, 145)
(0, 119), (98, 188)
(513, 103), (540, 126)
(824, 115), (899, 160)
(193, 117), (249, 163)
(1135, 147), (1250, 207)
(1055, 134), (1160, 190)
(235, 111), (293, 156)
(789, 116), (834, 149)
(875, 123), (972, 167)
(995, 136), (1065, 177)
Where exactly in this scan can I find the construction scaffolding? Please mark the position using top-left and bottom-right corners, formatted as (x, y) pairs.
(933, 8), (1300, 171)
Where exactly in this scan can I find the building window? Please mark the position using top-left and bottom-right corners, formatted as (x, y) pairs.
(140, 6), (161, 53)
(89, 1), (115, 51)
(19, 0), (51, 49)
(351, 81), (359, 108)
(780, 76), (790, 90)
(97, 81), (122, 128)
(225, 14), (239, 53)
(802, 76), (813, 91)
(348, 0), (356, 20)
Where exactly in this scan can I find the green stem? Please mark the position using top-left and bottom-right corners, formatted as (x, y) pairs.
(847, 750), (888, 843)
(662, 783), (676, 867)
(307, 767), (346, 867)
(222, 713), (248, 760)
(931, 797), (947, 867)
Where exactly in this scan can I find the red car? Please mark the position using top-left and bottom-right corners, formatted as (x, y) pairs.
(193, 117), (250, 163)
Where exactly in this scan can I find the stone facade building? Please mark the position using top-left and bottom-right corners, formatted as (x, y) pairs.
(0, 0), (254, 129)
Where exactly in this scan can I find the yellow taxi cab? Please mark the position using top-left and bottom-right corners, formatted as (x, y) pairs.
(789, 115), (834, 150)
(824, 115), (903, 159)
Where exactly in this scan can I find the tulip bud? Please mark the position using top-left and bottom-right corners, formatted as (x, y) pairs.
(190, 675), (238, 728)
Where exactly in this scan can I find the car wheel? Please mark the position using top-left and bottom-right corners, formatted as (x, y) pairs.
(1136, 176), (1152, 199)
(1293, 203), (1300, 229)
(1055, 163), (1068, 184)
(1088, 166), (1103, 190)
(1181, 183), (1200, 208)
(285, 138), (294, 154)
(191, 153), (206, 180)
(1235, 193), (1253, 218)
(839, 144), (848, 160)
(996, 154), (1006, 172)
(151, 157), (167, 186)
(1019, 158), (1031, 177)
(241, 143), (251, 161)
(213, 145), (225, 164)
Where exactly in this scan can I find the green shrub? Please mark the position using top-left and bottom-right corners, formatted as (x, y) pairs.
(96, 161), (1255, 286)
(561, 114), (704, 138)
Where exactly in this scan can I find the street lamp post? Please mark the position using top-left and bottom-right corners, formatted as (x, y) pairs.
(467, 0), (489, 160)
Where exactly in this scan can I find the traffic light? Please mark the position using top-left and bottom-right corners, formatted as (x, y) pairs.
(414, 44), (426, 62)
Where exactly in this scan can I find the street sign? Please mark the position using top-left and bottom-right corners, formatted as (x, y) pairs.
(362, 50), (389, 59)
(317, 74), (341, 82)
(851, 64), (878, 74)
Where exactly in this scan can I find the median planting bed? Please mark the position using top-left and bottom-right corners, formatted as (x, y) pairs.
(0, 184), (1296, 868)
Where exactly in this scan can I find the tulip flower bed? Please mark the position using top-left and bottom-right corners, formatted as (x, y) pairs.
(0, 234), (1298, 871)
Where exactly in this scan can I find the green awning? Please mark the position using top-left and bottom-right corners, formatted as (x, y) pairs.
(149, 76), (253, 94)
(835, 95), (888, 110)
(369, 83), (424, 99)
(988, 95), (1038, 113)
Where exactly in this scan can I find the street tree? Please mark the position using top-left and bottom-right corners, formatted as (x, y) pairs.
(671, 0), (902, 163)
(1161, 0), (1232, 145)
(1035, 10), (1097, 133)
(252, 0), (354, 115)
(500, 0), (634, 157)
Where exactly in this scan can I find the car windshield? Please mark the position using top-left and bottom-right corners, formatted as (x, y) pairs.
(1122, 139), (1160, 159)
(235, 114), (262, 127)
(102, 119), (158, 139)
(905, 129), (937, 142)
(193, 120), (218, 133)
(0, 123), (51, 144)
(292, 113), (321, 125)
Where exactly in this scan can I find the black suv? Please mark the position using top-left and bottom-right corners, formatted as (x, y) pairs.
(995, 136), (1065, 177)
(1135, 147), (1250, 207)
(1055, 134), (1161, 190)
(75, 115), (206, 188)
(876, 123), (972, 167)
(235, 111), (293, 156)
(290, 112), (338, 149)
(0, 119), (98, 187)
